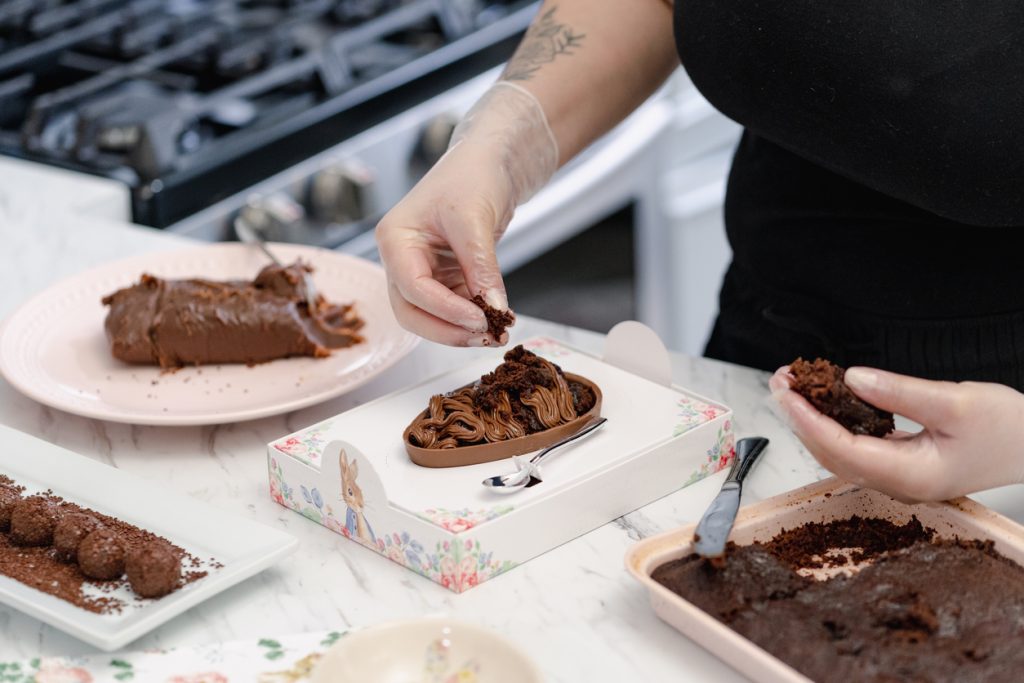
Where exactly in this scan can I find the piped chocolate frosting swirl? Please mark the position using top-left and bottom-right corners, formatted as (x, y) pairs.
(408, 346), (597, 450)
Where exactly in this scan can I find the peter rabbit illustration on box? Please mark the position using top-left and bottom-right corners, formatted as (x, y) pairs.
(340, 450), (375, 545)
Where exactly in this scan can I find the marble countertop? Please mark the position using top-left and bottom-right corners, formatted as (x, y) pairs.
(1, 183), (1023, 682)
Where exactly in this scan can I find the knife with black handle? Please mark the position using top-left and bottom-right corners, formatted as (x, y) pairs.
(693, 436), (769, 559)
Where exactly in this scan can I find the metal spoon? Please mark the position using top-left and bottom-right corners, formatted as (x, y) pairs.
(233, 199), (319, 311)
(482, 416), (608, 493)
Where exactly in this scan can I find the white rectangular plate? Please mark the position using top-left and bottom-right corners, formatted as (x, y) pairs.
(0, 424), (297, 651)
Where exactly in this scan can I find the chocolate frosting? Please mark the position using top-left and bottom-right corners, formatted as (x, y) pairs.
(102, 262), (363, 368)
(407, 346), (596, 449)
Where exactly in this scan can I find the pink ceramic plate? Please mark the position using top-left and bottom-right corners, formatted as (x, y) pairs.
(0, 243), (418, 425)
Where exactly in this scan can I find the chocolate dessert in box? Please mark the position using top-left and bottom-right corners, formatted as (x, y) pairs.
(626, 477), (1024, 683)
(267, 324), (734, 593)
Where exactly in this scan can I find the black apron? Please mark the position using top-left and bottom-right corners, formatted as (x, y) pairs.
(674, 1), (1024, 389)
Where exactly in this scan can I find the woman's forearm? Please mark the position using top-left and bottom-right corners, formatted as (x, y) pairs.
(501, 0), (679, 164)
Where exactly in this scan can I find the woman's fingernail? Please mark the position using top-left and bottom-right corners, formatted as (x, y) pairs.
(483, 288), (508, 311)
(844, 367), (878, 391)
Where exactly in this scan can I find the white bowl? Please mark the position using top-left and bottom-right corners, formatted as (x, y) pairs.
(311, 617), (544, 683)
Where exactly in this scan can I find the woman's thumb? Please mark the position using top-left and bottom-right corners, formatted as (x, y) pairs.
(845, 367), (961, 425)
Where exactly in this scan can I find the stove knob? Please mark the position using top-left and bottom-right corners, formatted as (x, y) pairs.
(410, 113), (460, 175)
(308, 161), (376, 223)
(237, 193), (305, 242)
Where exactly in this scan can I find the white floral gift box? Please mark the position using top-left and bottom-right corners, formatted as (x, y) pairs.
(267, 323), (734, 593)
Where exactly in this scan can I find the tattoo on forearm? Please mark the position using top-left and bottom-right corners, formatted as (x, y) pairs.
(502, 6), (586, 81)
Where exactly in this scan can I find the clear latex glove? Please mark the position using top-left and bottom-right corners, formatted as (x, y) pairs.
(375, 82), (558, 346)
(770, 367), (1024, 503)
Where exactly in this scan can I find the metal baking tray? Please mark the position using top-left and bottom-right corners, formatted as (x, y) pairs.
(625, 477), (1024, 683)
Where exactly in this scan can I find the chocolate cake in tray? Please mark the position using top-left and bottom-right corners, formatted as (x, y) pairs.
(627, 478), (1024, 683)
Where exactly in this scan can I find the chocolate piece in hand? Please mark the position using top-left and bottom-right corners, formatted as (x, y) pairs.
(789, 358), (895, 437)
(471, 294), (515, 340)
(9, 497), (57, 546)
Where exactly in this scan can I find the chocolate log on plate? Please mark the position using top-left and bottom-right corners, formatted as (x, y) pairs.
(101, 262), (364, 369)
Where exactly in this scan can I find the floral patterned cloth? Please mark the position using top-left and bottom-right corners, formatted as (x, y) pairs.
(0, 631), (345, 683)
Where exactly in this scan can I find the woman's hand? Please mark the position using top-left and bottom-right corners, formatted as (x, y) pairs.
(375, 83), (557, 347)
(770, 367), (1024, 502)
(376, 140), (515, 347)
(376, 0), (679, 347)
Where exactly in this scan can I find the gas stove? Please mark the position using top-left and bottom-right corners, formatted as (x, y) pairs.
(0, 0), (536, 229)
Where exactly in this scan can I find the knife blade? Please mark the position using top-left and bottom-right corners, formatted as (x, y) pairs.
(693, 436), (769, 559)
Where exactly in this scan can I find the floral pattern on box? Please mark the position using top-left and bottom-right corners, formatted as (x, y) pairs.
(270, 458), (351, 536)
(0, 631), (347, 683)
(372, 533), (516, 593)
(520, 337), (570, 359)
(271, 457), (514, 593)
(416, 506), (515, 533)
(684, 420), (736, 487)
(672, 397), (727, 437)
(271, 420), (334, 467)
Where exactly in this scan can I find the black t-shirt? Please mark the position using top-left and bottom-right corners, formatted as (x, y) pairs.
(674, 1), (1024, 319)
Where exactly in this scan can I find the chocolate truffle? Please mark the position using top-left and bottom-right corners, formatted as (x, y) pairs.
(53, 513), (102, 562)
(0, 487), (21, 532)
(77, 528), (125, 580)
(9, 497), (57, 546)
(126, 541), (182, 599)
(789, 357), (895, 437)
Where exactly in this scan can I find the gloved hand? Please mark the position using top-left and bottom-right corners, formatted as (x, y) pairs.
(770, 366), (1024, 503)
(375, 82), (558, 346)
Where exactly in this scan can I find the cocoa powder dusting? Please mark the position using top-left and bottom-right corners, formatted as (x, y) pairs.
(0, 475), (215, 614)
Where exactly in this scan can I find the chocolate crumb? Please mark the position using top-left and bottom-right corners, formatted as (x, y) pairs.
(471, 294), (514, 340)
(789, 358), (895, 437)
